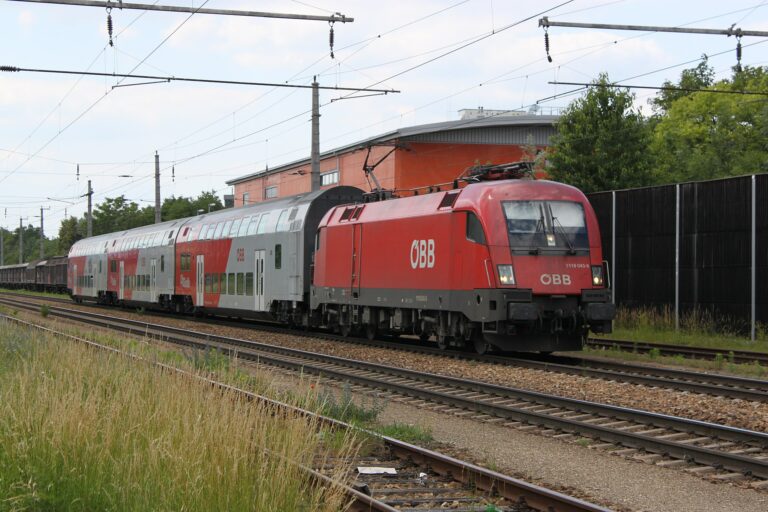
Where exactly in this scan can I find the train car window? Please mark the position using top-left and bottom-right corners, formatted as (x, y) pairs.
(99, 260), (102, 274)
(351, 206), (364, 220)
(199, 225), (209, 240)
(237, 273), (245, 295)
(229, 218), (242, 237)
(182, 227), (189, 239)
(257, 213), (272, 234)
(228, 273), (236, 295)
(275, 244), (282, 269)
(214, 222), (225, 239)
(205, 274), (212, 293)
(314, 229), (321, 251)
(247, 216), (260, 236)
(238, 216), (252, 237)
(220, 273), (227, 294)
(222, 220), (233, 238)
(245, 273), (254, 296)
(466, 212), (487, 244)
(160, 255), (165, 272)
(212, 274), (219, 293)
(439, 192), (460, 209)
(206, 225), (216, 240)
(276, 209), (291, 232)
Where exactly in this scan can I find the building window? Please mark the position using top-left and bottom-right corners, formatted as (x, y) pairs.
(242, 192), (250, 206)
(321, 170), (339, 186)
(264, 186), (277, 199)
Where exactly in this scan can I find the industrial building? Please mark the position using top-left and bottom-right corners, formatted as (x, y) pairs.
(227, 111), (559, 206)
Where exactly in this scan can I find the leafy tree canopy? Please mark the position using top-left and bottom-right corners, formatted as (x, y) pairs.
(547, 73), (654, 193)
(650, 56), (715, 114)
(651, 65), (768, 183)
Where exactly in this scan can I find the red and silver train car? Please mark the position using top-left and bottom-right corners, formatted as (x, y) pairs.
(68, 187), (364, 319)
(312, 179), (614, 353)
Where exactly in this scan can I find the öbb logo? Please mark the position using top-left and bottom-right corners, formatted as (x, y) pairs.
(540, 274), (571, 285)
(410, 239), (435, 269)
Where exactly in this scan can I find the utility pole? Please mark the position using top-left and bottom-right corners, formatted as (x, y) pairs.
(37, 206), (50, 259)
(154, 151), (161, 224)
(19, 217), (23, 264)
(0, 227), (4, 266)
(310, 78), (321, 192)
(86, 180), (93, 237)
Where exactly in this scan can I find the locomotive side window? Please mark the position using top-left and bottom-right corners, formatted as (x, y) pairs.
(466, 212), (487, 244)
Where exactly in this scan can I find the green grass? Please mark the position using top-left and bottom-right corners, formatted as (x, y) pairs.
(0, 318), (358, 511)
(375, 422), (433, 445)
(0, 287), (67, 300)
(603, 306), (768, 353)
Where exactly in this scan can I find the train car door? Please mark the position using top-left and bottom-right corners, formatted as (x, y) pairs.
(196, 255), (204, 306)
(72, 264), (78, 295)
(351, 224), (363, 298)
(118, 261), (124, 300)
(255, 249), (265, 311)
(150, 258), (157, 300)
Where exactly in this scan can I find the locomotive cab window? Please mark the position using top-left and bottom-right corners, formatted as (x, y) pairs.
(466, 212), (487, 244)
(502, 200), (588, 251)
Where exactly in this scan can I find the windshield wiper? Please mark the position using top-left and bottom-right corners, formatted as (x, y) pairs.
(550, 206), (577, 255)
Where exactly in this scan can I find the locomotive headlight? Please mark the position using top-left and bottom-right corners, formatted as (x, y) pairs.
(498, 265), (516, 286)
(591, 265), (604, 286)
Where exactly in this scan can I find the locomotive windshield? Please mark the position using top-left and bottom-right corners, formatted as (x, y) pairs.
(502, 200), (588, 250)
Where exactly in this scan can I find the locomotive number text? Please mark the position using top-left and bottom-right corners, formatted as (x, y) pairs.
(410, 239), (435, 269)
(540, 273), (571, 285)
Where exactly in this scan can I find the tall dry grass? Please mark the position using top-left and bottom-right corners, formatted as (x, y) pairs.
(0, 319), (358, 511)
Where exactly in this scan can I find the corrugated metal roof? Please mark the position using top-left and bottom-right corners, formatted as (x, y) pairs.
(226, 115), (558, 185)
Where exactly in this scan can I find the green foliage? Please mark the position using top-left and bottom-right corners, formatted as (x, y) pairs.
(650, 56), (715, 114)
(317, 384), (383, 426)
(39, 304), (50, 318)
(548, 73), (654, 193)
(57, 216), (83, 255)
(651, 66), (768, 183)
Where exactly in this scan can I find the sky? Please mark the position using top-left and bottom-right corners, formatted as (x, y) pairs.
(1, 0), (767, 237)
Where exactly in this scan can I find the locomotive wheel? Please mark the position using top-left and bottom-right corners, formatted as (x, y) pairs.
(473, 335), (491, 355)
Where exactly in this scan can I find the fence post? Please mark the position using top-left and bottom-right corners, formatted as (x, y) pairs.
(752, 175), (757, 342)
(675, 184), (680, 331)
(611, 190), (616, 305)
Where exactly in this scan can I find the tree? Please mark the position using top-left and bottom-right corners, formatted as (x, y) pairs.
(650, 56), (715, 114)
(547, 73), (654, 193)
(58, 216), (82, 255)
(191, 191), (224, 215)
(651, 65), (768, 183)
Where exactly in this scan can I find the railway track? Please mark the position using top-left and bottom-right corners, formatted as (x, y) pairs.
(0, 313), (609, 512)
(587, 338), (768, 366)
(4, 296), (768, 486)
(2, 291), (766, 403)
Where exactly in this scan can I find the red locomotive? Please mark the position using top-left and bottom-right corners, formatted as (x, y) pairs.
(312, 165), (614, 353)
